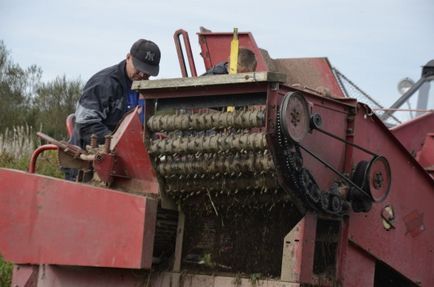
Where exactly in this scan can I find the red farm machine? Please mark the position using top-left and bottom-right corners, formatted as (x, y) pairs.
(0, 28), (433, 287)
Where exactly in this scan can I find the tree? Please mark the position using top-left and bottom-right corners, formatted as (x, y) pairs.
(0, 41), (41, 130)
(0, 40), (83, 139)
(33, 76), (82, 139)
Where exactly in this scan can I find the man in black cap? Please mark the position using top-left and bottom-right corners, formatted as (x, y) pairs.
(72, 39), (161, 148)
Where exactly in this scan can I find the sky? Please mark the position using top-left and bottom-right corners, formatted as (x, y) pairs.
(1, 0), (433, 110)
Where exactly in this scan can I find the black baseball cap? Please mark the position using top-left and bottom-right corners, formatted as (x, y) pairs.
(130, 39), (161, 76)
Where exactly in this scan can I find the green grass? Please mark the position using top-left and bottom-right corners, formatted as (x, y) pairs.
(0, 148), (63, 177)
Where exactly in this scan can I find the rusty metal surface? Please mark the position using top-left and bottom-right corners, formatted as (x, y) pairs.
(165, 173), (278, 195)
(138, 81), (269, 101)
(269, 58), (345, 98)
(156, 152), (274, 176)
(281, 213), (316, 284)
(133, 72), (286, 91)
(32, 265), (302, 287)
(57, 149), (89, 170)
(149, 132), (267, 155)
(0, 169), (157, 269)
(157, 273), (301, 287)
(147, 109), (265, 131)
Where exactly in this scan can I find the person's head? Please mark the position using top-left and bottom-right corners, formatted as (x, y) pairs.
(126, 39), (161, 81)
(237, 48), (257, 73)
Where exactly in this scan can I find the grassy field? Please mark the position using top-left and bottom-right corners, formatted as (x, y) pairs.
(0, 126), (63, 286)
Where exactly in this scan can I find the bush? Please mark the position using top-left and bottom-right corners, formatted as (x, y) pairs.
(0, 125), (35, 160)
(0, 256), (12, 287)
(0, 125), (64, 177)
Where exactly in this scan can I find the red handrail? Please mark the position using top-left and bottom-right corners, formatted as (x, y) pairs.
(66, 114), (75, 139)
(173, 29), (197, 77)
(28, 144), (58, 173)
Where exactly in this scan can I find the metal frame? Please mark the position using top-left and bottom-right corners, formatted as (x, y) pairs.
(381, 75), (434, 121)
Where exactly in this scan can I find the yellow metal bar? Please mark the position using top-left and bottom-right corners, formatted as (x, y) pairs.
(229, 28), (239, 75)
(228, 28), (239, 112)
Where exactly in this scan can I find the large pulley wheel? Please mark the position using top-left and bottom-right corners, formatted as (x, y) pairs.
(366, 156), (391, 202)
(280, 92), (311, 143)
(352, 156), (392, 205)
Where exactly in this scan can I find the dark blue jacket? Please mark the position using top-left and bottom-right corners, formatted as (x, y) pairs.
(202, 61), (228, 75)
(72, 60), (131, 148)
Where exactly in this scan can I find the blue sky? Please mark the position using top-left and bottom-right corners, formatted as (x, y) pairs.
(1, 0), (433, 108)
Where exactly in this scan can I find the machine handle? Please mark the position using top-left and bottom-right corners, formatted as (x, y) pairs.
(28, 144), (58, 173)
(173, 29), (197, 78)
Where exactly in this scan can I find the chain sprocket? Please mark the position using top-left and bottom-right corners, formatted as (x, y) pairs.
(276, 92), (349, 217)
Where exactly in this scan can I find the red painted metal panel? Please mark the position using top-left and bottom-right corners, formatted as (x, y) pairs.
(300, 92), (352, 188)
(348, 106), (434, 286)
(0, 169), (157, 269)
(390, 111), (434, 156)
(286, 213), (316, 284)
(339, 244), (375, 287)
(267, 87), (353, 190)
(416, 133), (434, 177)
(36, 265), (148, 287)
(11, 265), (39, 287)
(197, 31), (268, 72)
(107, 109), (159, 194)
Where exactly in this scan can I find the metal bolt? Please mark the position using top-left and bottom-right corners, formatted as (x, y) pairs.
(104, 135), (112, 153)
(373, 172), (383, 189)
(90, 134), (97, 148)
(95, 153), (103, 161)
(310, 113), (322, 129)
(291, 112), (299, 126)
(382, 205), (395, 230)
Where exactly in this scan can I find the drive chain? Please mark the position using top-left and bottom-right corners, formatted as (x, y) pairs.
(276, 109), (348, 216)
